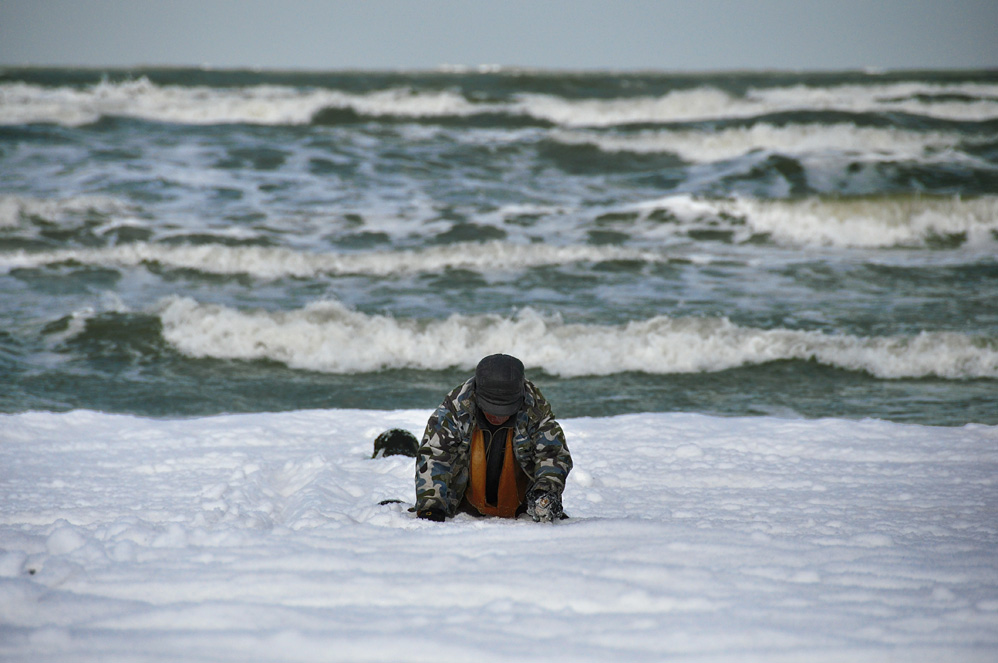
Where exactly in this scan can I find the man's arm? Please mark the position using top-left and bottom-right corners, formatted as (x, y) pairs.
(525, 382), (573, 498)
(414, 381), (474, 518)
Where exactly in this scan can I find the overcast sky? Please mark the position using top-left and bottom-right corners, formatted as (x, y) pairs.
(1, 0), (996, 72)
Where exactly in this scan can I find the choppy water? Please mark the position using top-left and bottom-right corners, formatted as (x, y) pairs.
(1, 67), (996, 424)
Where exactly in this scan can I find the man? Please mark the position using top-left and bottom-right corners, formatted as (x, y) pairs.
(415, 354), (573, 522)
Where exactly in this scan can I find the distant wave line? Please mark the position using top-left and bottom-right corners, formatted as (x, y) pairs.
(4, 78), (998, 127)
(549, 124), (988, 164)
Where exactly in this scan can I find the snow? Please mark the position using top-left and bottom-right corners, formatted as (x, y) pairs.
(1, 409), (997, 662)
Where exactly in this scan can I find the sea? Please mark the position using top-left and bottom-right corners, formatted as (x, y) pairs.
(1, 67), (996, 426)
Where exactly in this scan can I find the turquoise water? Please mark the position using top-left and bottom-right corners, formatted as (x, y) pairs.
(1, 68), (996, 424)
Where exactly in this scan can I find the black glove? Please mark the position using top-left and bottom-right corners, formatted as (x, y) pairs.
(526, 486), (563, 523)
(416, 507), (446, 522)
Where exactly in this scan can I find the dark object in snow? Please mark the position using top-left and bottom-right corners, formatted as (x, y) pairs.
(417, 507), (446, 522)
(372, 428), (418, 458)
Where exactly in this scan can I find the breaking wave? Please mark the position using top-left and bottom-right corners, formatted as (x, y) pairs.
(550, 124), (983, 164)
(628, 195), (998, 249)
(0, 241), (664, 278)
(520, 82), (998, 126)
(4, 78), (998, 127)
(0, 194), (133, 229)
(2, 195), (996, 281)
(155, 296), (998, 380)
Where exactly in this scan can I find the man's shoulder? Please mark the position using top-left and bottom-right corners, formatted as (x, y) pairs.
(522, 379), (558, 420)
(439, 377), (476, 416)
(523, 378), (547, 405)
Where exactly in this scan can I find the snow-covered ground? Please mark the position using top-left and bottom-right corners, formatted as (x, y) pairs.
(1, 409), (996, 662)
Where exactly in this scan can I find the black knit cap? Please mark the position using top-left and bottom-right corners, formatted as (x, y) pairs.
(475, 354), (525, 416)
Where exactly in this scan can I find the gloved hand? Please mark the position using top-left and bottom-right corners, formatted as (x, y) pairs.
(416, 507), (446, 522)
(526, 486), (562, 523)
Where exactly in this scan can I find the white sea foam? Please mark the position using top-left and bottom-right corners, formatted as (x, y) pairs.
(751, 81), (998, 122)
(631, 194), (998, 248)
(2, 409), (995, 660)
(723, 196), (998, 248)
(2, 195), (995, 278)
(0, 78), (294, 126)
(0, 194), (132, 228)
(551, 124), (975, 163)
(0, 79), (495, 126)
(155, 297), (998, 379)
(0, 241), (662, 278)
(523, 81), (998, 126)
(4, 78), (998, 127)
(519, 87), (746, 126)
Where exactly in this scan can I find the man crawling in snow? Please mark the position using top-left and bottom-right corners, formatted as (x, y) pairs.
(415, 354), (573, 523)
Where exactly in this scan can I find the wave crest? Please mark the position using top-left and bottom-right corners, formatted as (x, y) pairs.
(4, 78), (998, 127)
(0, 194), (132, 228)
(0, 241), (662, 278)
(551, 124), (979, 164)
(155, 297), (998, 379)
(630, 195), (998, 249)
(3, 195), (995, 280)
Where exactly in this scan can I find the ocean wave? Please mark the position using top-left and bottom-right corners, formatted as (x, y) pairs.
(4, 78), (998, 127)
(2, 195), (995, 277)
(0, 79), (427, 127)
(550, 124), (979, 164)
(154, 296), (998, 379)
(0, 194), (133, 228)
(752, 81), (998, 122)
(0, 241), (665, 279)
(0, 78), (521, 128)
(628, 195), (998, 249)
(520, 81), (998, 126)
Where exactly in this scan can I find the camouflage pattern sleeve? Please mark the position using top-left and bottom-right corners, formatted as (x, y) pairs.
(414, 380), (474, 515)
(522, 380), (573, 496)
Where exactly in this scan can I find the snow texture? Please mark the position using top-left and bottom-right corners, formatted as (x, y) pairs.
(1, 409), (996, 662)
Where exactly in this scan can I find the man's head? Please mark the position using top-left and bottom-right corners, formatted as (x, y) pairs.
(475, 354), (525, 423)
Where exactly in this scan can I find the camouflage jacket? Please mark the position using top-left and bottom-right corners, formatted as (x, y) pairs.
(415, 377), (572, 516)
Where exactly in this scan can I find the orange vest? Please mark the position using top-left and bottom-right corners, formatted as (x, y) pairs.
(466, 428), (529, 518)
